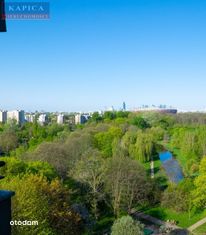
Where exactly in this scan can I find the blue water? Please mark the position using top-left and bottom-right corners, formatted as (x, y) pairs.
(159, 151), (173, 162)
(159, 151), (184, 184)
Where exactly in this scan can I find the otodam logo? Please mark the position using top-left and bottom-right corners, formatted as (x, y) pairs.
(2, 2), (50, 19)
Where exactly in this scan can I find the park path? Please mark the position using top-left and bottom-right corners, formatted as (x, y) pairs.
(132, 208), (206, 233)
(130, 209), (179, 229)
(150, 159), (154, 179)
(188, 217), (206, 232)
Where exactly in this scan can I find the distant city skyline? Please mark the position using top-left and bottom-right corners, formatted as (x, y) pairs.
(0, 104), (205, 113)
(1, 0), (206, 111)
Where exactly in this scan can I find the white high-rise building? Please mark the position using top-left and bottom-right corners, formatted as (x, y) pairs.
(25, 114), (35, 123)
(75, 114), (89, 125)
(38, 114), (47, 125)
(75, 114), (86, 125)
(0, 110), (7, 123)
(57, 114), (64, 124)
(7, 110), (25, 124)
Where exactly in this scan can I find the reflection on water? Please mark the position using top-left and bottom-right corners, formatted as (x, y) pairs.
(159, 151), (184, 184)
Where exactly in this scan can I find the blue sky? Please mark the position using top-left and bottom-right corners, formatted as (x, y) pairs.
(1, 0), (206, 111)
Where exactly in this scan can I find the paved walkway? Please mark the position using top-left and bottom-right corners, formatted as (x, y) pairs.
(132, 209), (206, 233)
(188, 217), (206, 232)
(130, 209), (179, 229)
(150, 159), (154, 179)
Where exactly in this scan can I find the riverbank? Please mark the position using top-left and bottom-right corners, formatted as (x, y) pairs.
(143, 147), (184, 186)
(161, 142), (188, 174)
(140, 145), (206, 229)
(142, 154), (168, 188)
(159, 151), (184, 183)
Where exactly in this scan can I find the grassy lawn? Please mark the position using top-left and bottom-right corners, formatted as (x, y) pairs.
(93, 216), (115, 234)
(142, 154), (168, 188)
(153, 155), (168, 188)
(143, 154), (164, 176)
(143, 160), (151, 174)
(193, 222), (206, 234)
(144, 206), (206, 228)
(153, 155), (164, 174)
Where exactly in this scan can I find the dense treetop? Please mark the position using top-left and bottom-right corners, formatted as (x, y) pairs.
(0, 111), (206, 234)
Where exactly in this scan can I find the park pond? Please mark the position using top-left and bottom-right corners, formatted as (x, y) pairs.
(159, 151), (184, 183)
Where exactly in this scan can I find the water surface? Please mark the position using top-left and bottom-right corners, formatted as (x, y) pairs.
(159, 151), (184, 183)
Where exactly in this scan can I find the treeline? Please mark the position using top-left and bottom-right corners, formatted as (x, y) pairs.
(161, 157), (206, 216)
(170, 126), (206, 175)
(0, 122), (70, 155)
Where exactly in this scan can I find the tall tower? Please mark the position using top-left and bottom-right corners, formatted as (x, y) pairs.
(123, 102), (126, 111)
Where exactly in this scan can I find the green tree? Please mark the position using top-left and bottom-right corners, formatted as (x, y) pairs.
(161, 180), (194, 215)
(42, 178), (82, 235)
(105, 155), (150, 216)
(130, 116), (150, 129)
(0, 157), (57, 180)
(72, 149), (106, 219)
(111, 216), (144, 235)
(90, 112), (103, 122)
(94, 127), (123, 157)
(103, 111), (116, 120)
(25, 142), (68, 179)
(130, 131), (154, 162)
(116, 111), (129, 118)
(0, 175), (53, 235)
(0, 174), (82, 235)
(193, 157), (206, 209)
(0, 130), (18, 154)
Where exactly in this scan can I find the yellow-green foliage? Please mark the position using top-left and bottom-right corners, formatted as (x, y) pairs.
(0, 157), (57, 180)
(0, 175), (82, 235)
(193, 157), (206, 209)
(94, 126), (123, 157)
(111, 216), (144, 235)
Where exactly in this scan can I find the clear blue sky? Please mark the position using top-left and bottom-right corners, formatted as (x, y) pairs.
(1, 0), (206, 111)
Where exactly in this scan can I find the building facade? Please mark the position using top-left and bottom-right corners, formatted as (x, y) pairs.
(75, 114), (88, 125)
(38, 114), (47, 125)
(57, 114), (64, 124)
(7, 110), (25, 124)
(0, 111), (7, 123)
(25, 114), (35, 123)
